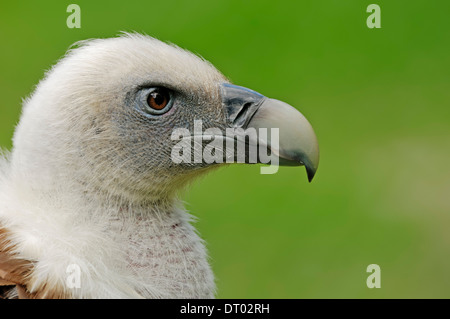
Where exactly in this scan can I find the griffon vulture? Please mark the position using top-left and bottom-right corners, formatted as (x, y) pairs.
(0, 33), (319, 298)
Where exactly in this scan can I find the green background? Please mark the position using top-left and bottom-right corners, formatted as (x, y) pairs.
(1, 1), (449, 298)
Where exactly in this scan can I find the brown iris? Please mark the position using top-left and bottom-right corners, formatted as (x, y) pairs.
(147, 88), (170, 111)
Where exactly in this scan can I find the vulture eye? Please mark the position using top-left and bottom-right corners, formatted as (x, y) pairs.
(147, 88), (169, 110)
(138, 87), (173, 115)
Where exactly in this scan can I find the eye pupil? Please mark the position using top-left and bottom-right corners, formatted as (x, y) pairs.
(147, 88), (169, 111)
(153, 93), (164, 105)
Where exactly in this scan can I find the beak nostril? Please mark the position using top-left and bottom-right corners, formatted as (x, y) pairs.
(221, 83), (265, 128)
(233, 102), (254, 127)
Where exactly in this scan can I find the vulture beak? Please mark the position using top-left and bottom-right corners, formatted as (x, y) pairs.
(221, 83), (319, 182)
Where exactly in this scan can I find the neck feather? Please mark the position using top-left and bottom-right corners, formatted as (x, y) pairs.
(1, 175), (215, 298)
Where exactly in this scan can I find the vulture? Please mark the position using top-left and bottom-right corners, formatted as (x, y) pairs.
(0, 33), (319, 299)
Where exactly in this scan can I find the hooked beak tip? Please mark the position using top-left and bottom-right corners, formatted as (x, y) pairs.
(306, 164), (317, 183)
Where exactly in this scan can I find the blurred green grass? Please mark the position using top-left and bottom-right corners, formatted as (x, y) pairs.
(1, 0), (449, 298)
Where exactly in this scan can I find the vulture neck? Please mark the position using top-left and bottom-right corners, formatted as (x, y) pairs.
(7, 175), (215, 298)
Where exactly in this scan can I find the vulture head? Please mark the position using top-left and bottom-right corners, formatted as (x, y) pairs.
(0, 33), (319, 298)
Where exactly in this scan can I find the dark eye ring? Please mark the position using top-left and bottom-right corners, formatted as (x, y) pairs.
(138, 87), (173, 115)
